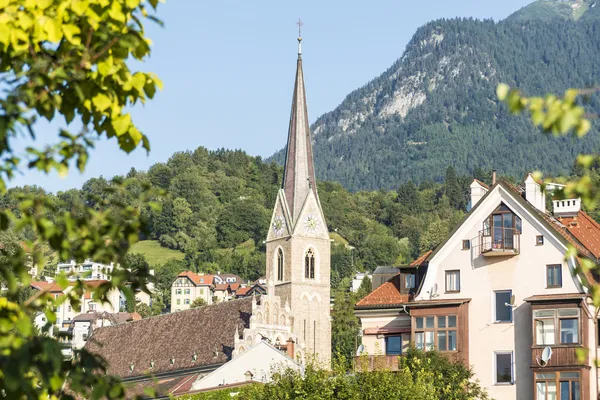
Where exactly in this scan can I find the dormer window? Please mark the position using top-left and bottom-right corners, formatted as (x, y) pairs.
(480, 203), (522, 255)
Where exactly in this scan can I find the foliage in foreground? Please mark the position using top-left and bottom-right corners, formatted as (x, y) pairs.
(0, 0), (164, 398)
(180, 349), (489, 400)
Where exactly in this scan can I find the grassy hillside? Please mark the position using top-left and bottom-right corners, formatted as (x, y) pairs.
(131, 240), (185, 267)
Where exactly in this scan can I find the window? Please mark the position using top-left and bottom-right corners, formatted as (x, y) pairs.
(462, 240), (470, 250)
(83, 333), (88, 341)
(277, 249), (284, 281)
(483, 203), (521, 249)
(184, 299), (190, 305)
(405, 274), (416, 289)
(184, 289), (191, 295)
(536, 235), (544, 246)
(414, 315), (457, 352)
(304, 249), (315, 279)
(88, 303), (96, 311)
(494, 290), (512, 323)
(176, 289), (182, 295)
(445, 270), (460, 293)
(176, 299), (180, 305)
(536, 372), (580, 400)
(495, 352), (513, 384)
(67, 306), (71, 312)
(534, 309), (580, 345)
(547, 265), (562, 288)
(385, 336), (402, 355)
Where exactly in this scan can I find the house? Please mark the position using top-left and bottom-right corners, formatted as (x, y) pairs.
(214, 273), (242, 285)
(235, 284), (267, 299)
(170, 271), (214, 311)
(190, 340), (302, 392)
(70, 311), (141, 350)
(57, 259), (114, 281)
(31, 280), (121, 334)
(351, 272), (372, 293)
(356, 173), (600, 400)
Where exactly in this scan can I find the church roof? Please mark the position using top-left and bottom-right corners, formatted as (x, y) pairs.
(281, 40), (318, 223)
(84, 297), (253, 379)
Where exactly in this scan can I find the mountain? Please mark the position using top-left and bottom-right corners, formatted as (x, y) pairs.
(508, 0), (599, 21)
(270, 2), (600, 191)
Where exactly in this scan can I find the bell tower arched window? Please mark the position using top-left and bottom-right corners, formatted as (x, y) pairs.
(305, 249), (315, 279)
(277, 249), (284, 281)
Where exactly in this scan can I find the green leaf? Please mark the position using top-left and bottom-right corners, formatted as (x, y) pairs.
(98, 56), (114, 76)
(44, 18), (63, 43)
(496, 83), (510, 101)
(113, 114), (131, 136)
(62, 24), (81, 45)
(92, 93), (111, 112)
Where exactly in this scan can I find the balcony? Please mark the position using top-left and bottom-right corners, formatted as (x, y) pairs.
(531, 346), (586, 368)
(479, 227), (520, 257)
(354, 355), (400, 372)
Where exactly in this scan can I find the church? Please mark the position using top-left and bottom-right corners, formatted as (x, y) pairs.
(84, 33), (332, 397)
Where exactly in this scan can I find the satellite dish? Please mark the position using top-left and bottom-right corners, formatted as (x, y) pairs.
(505, 295), (517, 308)
(356, 344), (365, 356)
(537, 346), (553, 367)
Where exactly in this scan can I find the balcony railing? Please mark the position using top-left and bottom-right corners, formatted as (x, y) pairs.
(479, 227), (520, 256)
(531, 346), (586, 368)
(354, 355), (400, 372)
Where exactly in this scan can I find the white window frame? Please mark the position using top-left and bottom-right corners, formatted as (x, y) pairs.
(493, 290), (513, 323)
(493, 351), (514, 385)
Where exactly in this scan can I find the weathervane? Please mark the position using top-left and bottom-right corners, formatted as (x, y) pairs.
(297, 18), (303, 55)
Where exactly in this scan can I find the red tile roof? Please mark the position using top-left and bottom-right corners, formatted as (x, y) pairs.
(355, 274), (411, 308)
(473, 179), (489, 190)
(410, 250), (432, 267)
(30, 281), (63, 293)
(235, 287), (251, 296)
(556, 211), (600, 259)
(214, 283), (228, 291)
(177, 271), (214, 286)
(229, 283), (240, 292)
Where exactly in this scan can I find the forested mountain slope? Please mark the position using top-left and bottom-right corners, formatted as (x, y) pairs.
(270, 3), (600, 191)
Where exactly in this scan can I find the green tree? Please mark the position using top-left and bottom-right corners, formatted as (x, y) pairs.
(445, 166), (463, 210)
(0, 1), (164, 397)
(190, 297), (207, 308)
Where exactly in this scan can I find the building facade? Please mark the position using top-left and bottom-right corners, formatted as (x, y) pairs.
(261, 35), (331, 365)
(170, 271), (214, 311)
(356, 174), (600, 400)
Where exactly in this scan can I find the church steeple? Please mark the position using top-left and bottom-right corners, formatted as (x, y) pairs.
(281, 25), (317, 224)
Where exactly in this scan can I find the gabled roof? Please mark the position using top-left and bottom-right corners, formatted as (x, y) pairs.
(472, 179), (489, 190)
(30, 281), (63, 293)
(235, 287), (251, 296)
(85, 297), (253, 379)
(410, 250), (432, 267)
(355, 274), (411, 309)
(214, 283), (228, 291)
(373, 266), (401, 275)
(177, 271), (214, 286)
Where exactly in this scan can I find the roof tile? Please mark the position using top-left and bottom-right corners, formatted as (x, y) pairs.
(355, 274), (411, 308)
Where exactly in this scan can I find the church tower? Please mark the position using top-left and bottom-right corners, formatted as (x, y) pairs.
(265, 31), (331, 365)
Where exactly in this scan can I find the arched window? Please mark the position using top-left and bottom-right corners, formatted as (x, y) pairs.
(304, 249), (315, 279)
(277, 249), (284, 281)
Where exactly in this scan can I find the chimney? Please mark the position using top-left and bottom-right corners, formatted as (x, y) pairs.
(553, 198), (581, 217)
(492, 170), (497, 185)
(524, 173), (546, 213)
(469, 180), (489, 210)
(286, 338), (295, 359)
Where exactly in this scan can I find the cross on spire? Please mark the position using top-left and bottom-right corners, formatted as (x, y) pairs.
(297, 18), (303, 38)
(296, 18), (303, 55)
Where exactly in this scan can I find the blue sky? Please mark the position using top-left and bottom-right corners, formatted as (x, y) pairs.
(12, 0), (533, 192)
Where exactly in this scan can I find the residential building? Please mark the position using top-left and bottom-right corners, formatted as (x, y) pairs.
(56, 259), (114, 281)
(356, 174), (600, 400)
(31, 280), (121, 334)
(70, 312), (140, 350)
(171, 271), (214, 311)
(351, 272), (372, 293)
(214, 273), (242, 285)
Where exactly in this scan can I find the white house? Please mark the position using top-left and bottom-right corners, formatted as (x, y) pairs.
(191, 340), (302, 391)
(356, 174), (600, 400)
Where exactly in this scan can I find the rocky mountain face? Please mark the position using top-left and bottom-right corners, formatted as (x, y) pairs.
(269, 1), (600, 191)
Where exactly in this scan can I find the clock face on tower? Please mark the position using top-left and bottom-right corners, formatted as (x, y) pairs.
(304, 214), (319, 233)
(272, 215), (286, 237)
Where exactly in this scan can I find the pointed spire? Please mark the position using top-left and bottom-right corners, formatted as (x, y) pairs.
(282, 27), (317, 223)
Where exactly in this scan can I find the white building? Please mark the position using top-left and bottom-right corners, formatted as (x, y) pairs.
(350, 272), (372, 293)
(356, 174), (600, 400)
(56, 259), (114, 281)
